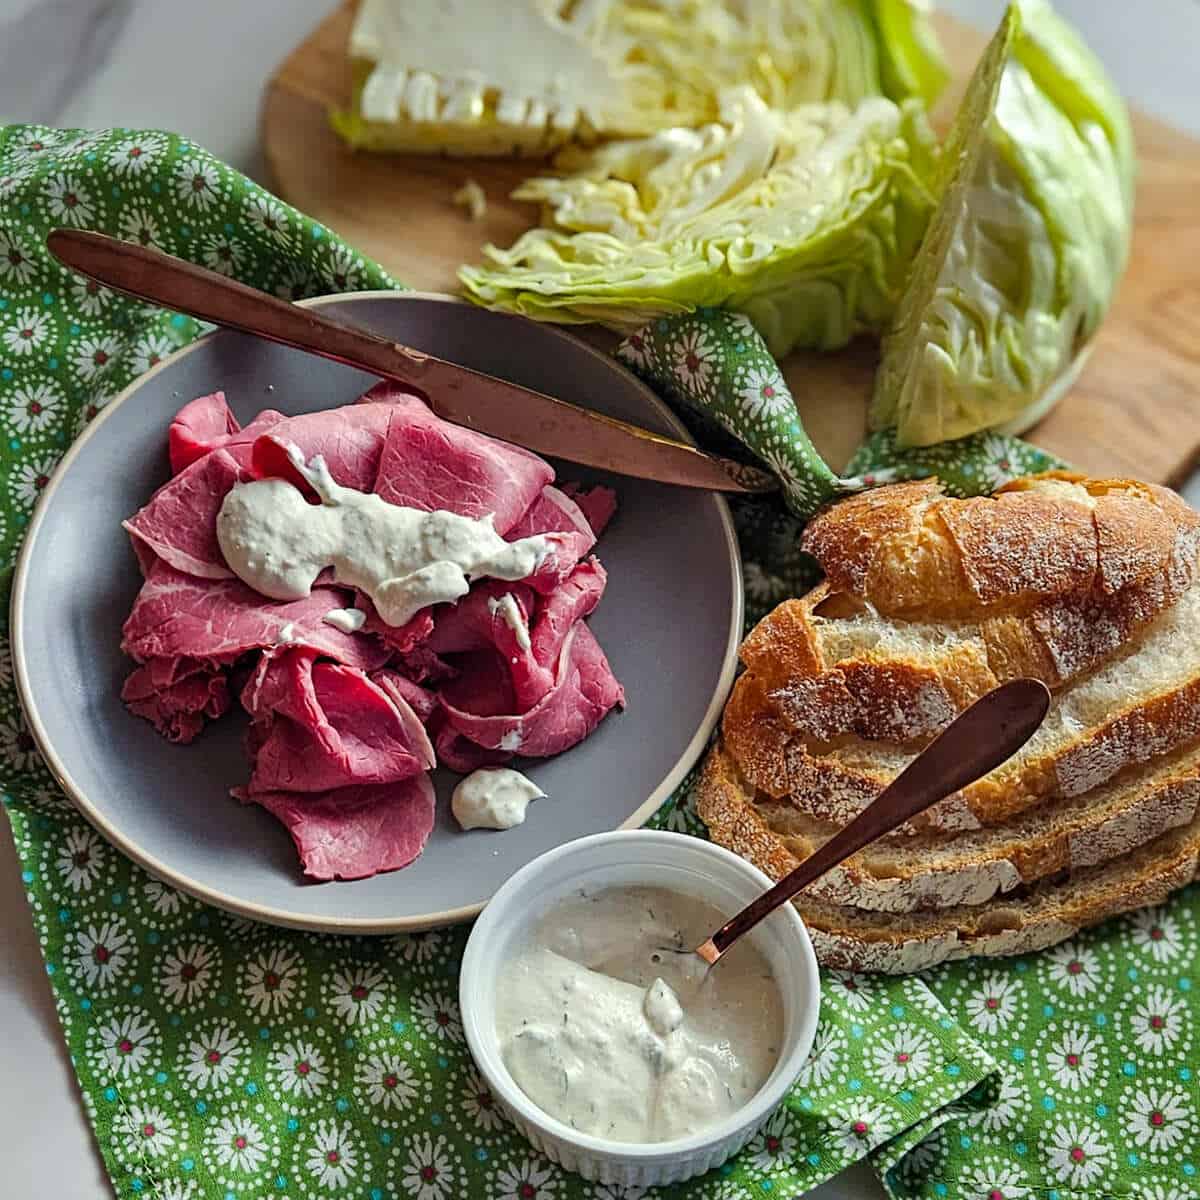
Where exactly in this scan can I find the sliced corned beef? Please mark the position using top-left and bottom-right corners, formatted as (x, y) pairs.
(121, 655), (231, 744)
(168, 391), (286, 474)
(509, 486), (596, 594)
(124, 446), (253, 579)
(530, 558), (607, 666)
(430, 713), (513, 774)
(439, 622), (624, 758)
(250, 775), (436, 882)
(250, 401), (394, 494)
(121, 560), (387, 671)
(371, 388), (552, 532)
(372, 669), (438, 724)
(244, 653), (434, 795)
(560, 483), (618, 537)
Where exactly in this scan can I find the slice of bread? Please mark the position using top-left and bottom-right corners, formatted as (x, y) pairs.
(723, 481), (1200, 833)
(699, 741), (1200, 912)
(699, 744), (1200, 972)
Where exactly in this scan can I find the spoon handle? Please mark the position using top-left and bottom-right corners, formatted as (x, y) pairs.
(696, 677), (1052, 965)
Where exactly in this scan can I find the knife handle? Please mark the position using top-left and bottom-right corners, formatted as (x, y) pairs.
(47, 229), (430, 394)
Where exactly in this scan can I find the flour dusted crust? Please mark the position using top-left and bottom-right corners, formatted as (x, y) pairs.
(698, 745), (1200, 973)
(698, 473), (1200, 971)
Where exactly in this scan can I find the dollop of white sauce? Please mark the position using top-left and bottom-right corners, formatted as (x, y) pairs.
(323, 606), (367, 633)
(452, 768), (545, 831)
(215, 447), (552, 628)
(495, 886), (784, 1144)
(277, 621), (297, 644)
(488, 593), (531, 651)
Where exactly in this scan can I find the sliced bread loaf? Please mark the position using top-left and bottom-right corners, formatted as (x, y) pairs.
(699, 741), (1200, 912)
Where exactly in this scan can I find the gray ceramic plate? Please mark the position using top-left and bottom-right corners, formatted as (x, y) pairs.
(12, 293), (742, 932)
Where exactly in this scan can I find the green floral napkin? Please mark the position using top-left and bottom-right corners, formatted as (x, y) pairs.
(1, 122), (1196, 1200)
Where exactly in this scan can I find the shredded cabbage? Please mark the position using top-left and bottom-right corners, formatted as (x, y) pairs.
(870, 0), (1136, 447)
(460, 87), (938, 355)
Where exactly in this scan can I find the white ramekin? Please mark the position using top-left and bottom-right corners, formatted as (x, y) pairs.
(459, 830), (821, 1187)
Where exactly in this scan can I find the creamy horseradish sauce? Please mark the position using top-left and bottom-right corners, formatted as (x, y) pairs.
(452, 768), (546, 831)
(216, 446), (552, 628)
(495, 886), (784, 1143)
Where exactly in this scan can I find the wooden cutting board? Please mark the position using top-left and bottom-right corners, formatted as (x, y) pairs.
(262, 1), (1200, 482)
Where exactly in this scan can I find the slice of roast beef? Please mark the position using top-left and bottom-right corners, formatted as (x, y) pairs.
(249, 775), (436, 882)
(439, 622), (624, 758)
(560, 483), (618, 537)
(121, 655), (231, 744)
(121, 560), (387, 671)
(243, 652), (434, 795)
(168, 391), (285, 474)
(508, 486), (596, 594)
(372, 388), (553, 532)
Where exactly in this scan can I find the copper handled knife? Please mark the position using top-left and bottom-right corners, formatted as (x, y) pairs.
(47, 229), (777, 494)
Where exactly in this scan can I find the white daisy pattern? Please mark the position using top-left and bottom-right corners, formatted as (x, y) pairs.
(304, 1118), (360, 1191)
(356, 1051), (418, 1111)
(833, 1101), (891, 1159)
(327, 963), (388, 1025)
(70, 334), (121, 382)
(66, 270), (111, 316)
(106, 133), (166, 177)
(181, 1021), (247, 1091)
(1045, 1121), (1111, 1190)
(272, 261), (314, 302)
(1043, 941), (1103, 998)
(401, 1133), (459, 1200)
(1128, 906), (1185, 964)
(1128, 984), (1187, 1056)
(798, 1024), (844, 1089)
(412, 990), (464, 1043)
(43, 172), (96, 226)
(1043, 1026), (1100, 1092)
(737, 362), (793, 420)
(745, 1109), (799, 1174)
(324, 243), (363, 291)
(1123, 1085), (1192, 1154)
(0, 227), (37, 284)
(670, 325), (718, 400)
(117, 203), (163, 249)
(616, 328), (657, 371)
(827, 970), (875, 1013)
(493, 1155), (558, 1200)
(53, 826), (105, 892)
(130, 331), (175, 376)
(268, 1038), (330, 1099)
(396, 929), (445, 966)
(958, 1158), (1032, 1200)
(200, 231), (244, 277)
(207, 1112), (270, 1175)
(241, 945), (303, 1015)
(66, 916), (135, 994)
(4, 378), (64, 435)
(114, 1102), (177, 1161)
(458, 1066), (504, 1132)
(9, 454), (60, 510)
(964, 973), (1023, 1037)
(89, 1008), (160, 1082)
(245, 192), (292, 247)
(966, 1072), (1026, 1134)
(141, 877), (186, 919)
(174, 156), (221, 210)
(3, 307), (53, 356)
(869, 1027), (932, 1086)
(158, 937), (219, 1008)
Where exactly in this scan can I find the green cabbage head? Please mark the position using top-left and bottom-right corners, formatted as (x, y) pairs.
(870, 0), (1136, 447)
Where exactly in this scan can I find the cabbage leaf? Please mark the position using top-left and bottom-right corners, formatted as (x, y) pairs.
(459, 87), (938, 355)
(869, 0), (1136, 447)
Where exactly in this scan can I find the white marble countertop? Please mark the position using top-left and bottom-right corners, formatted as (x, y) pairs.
(2, 1), (1199, 1197)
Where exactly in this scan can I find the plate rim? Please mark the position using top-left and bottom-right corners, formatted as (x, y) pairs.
(11, 290), (744, 933)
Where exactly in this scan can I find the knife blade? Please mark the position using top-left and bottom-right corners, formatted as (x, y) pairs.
(47, 229), (777, 494)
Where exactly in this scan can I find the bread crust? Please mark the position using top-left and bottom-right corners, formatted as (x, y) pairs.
(699, 472), (1200, 971)
(697, 742), (1200, 973)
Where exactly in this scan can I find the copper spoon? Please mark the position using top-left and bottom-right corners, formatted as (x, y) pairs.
(46, 228), (777, 494)
(691, 677), (1052, 967)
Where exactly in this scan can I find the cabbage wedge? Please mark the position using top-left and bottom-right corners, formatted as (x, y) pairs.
(459, 87), (939, 355)
(870, 0), (1136, 447)
(332, 0), (948, 157)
